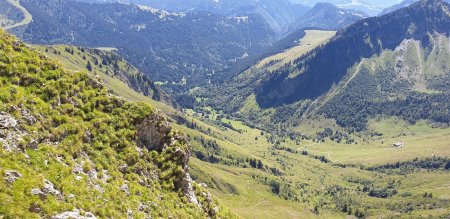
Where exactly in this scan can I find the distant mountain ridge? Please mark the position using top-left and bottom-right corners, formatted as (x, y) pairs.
(381, 0), (450, 15)
(71, 0), (311, 35)
(292, 0), (403, 15)
(73, 0), (371, 35)
(292, 2), (368, 31)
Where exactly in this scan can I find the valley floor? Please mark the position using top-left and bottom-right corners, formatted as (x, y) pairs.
(185, 115), (450, 218)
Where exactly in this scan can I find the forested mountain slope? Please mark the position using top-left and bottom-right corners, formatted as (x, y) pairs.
(112, 0), (311, 35)
(256, 0), (450, 108)
(315, 31), (450, 131)
(3, 0), (275, 91)
(0, 29), (233, 218)
(196, 29), (336, 125)
(0, 0), (24, 28)
(200, 0), (450, 132)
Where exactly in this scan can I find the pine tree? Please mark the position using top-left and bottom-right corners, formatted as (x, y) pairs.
(86, 61), (92, 71)
(257, 160), (263, 169)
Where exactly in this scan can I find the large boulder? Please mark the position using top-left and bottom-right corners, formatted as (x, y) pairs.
(136, 113), (172, 152)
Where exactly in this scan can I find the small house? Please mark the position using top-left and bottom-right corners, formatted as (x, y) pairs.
(393, 142), (404, 148)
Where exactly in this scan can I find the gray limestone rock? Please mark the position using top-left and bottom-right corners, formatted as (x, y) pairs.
(4, 170), (22, 183)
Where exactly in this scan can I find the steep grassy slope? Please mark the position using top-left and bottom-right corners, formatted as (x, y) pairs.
(256, 30), (337, 71)
(0, 30), (234, 218)
(33, 44), (176, 107)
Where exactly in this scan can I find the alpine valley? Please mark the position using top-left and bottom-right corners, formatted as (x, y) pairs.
(0, 0), (450, 218)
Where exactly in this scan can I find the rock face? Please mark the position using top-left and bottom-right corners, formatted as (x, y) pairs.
(167, 133), (200, 206)
(20, 109), (36, 125)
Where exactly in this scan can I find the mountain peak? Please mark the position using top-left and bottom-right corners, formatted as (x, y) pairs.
(310, 2), (338, 11)
(419, 0), (445, 4)
(411, 0), (450, 11)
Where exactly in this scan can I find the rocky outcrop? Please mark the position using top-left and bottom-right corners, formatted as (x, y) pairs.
(0, 112), (17, 128)
(20, 109), (36, 125)
(43, 179), (61, 196)
(136, 113), (172, 152)
(0, 112), (23, 151)
(31, 189), (45, 198)
(136, 112), (199, 206)
(4, 170), (22, 183)
(0, 111), (40, 151)
(182, 172), (199, 206)
(31, 179), (62, 199)
(51, 209), (96, 219)
(167, 132), (200, 206)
